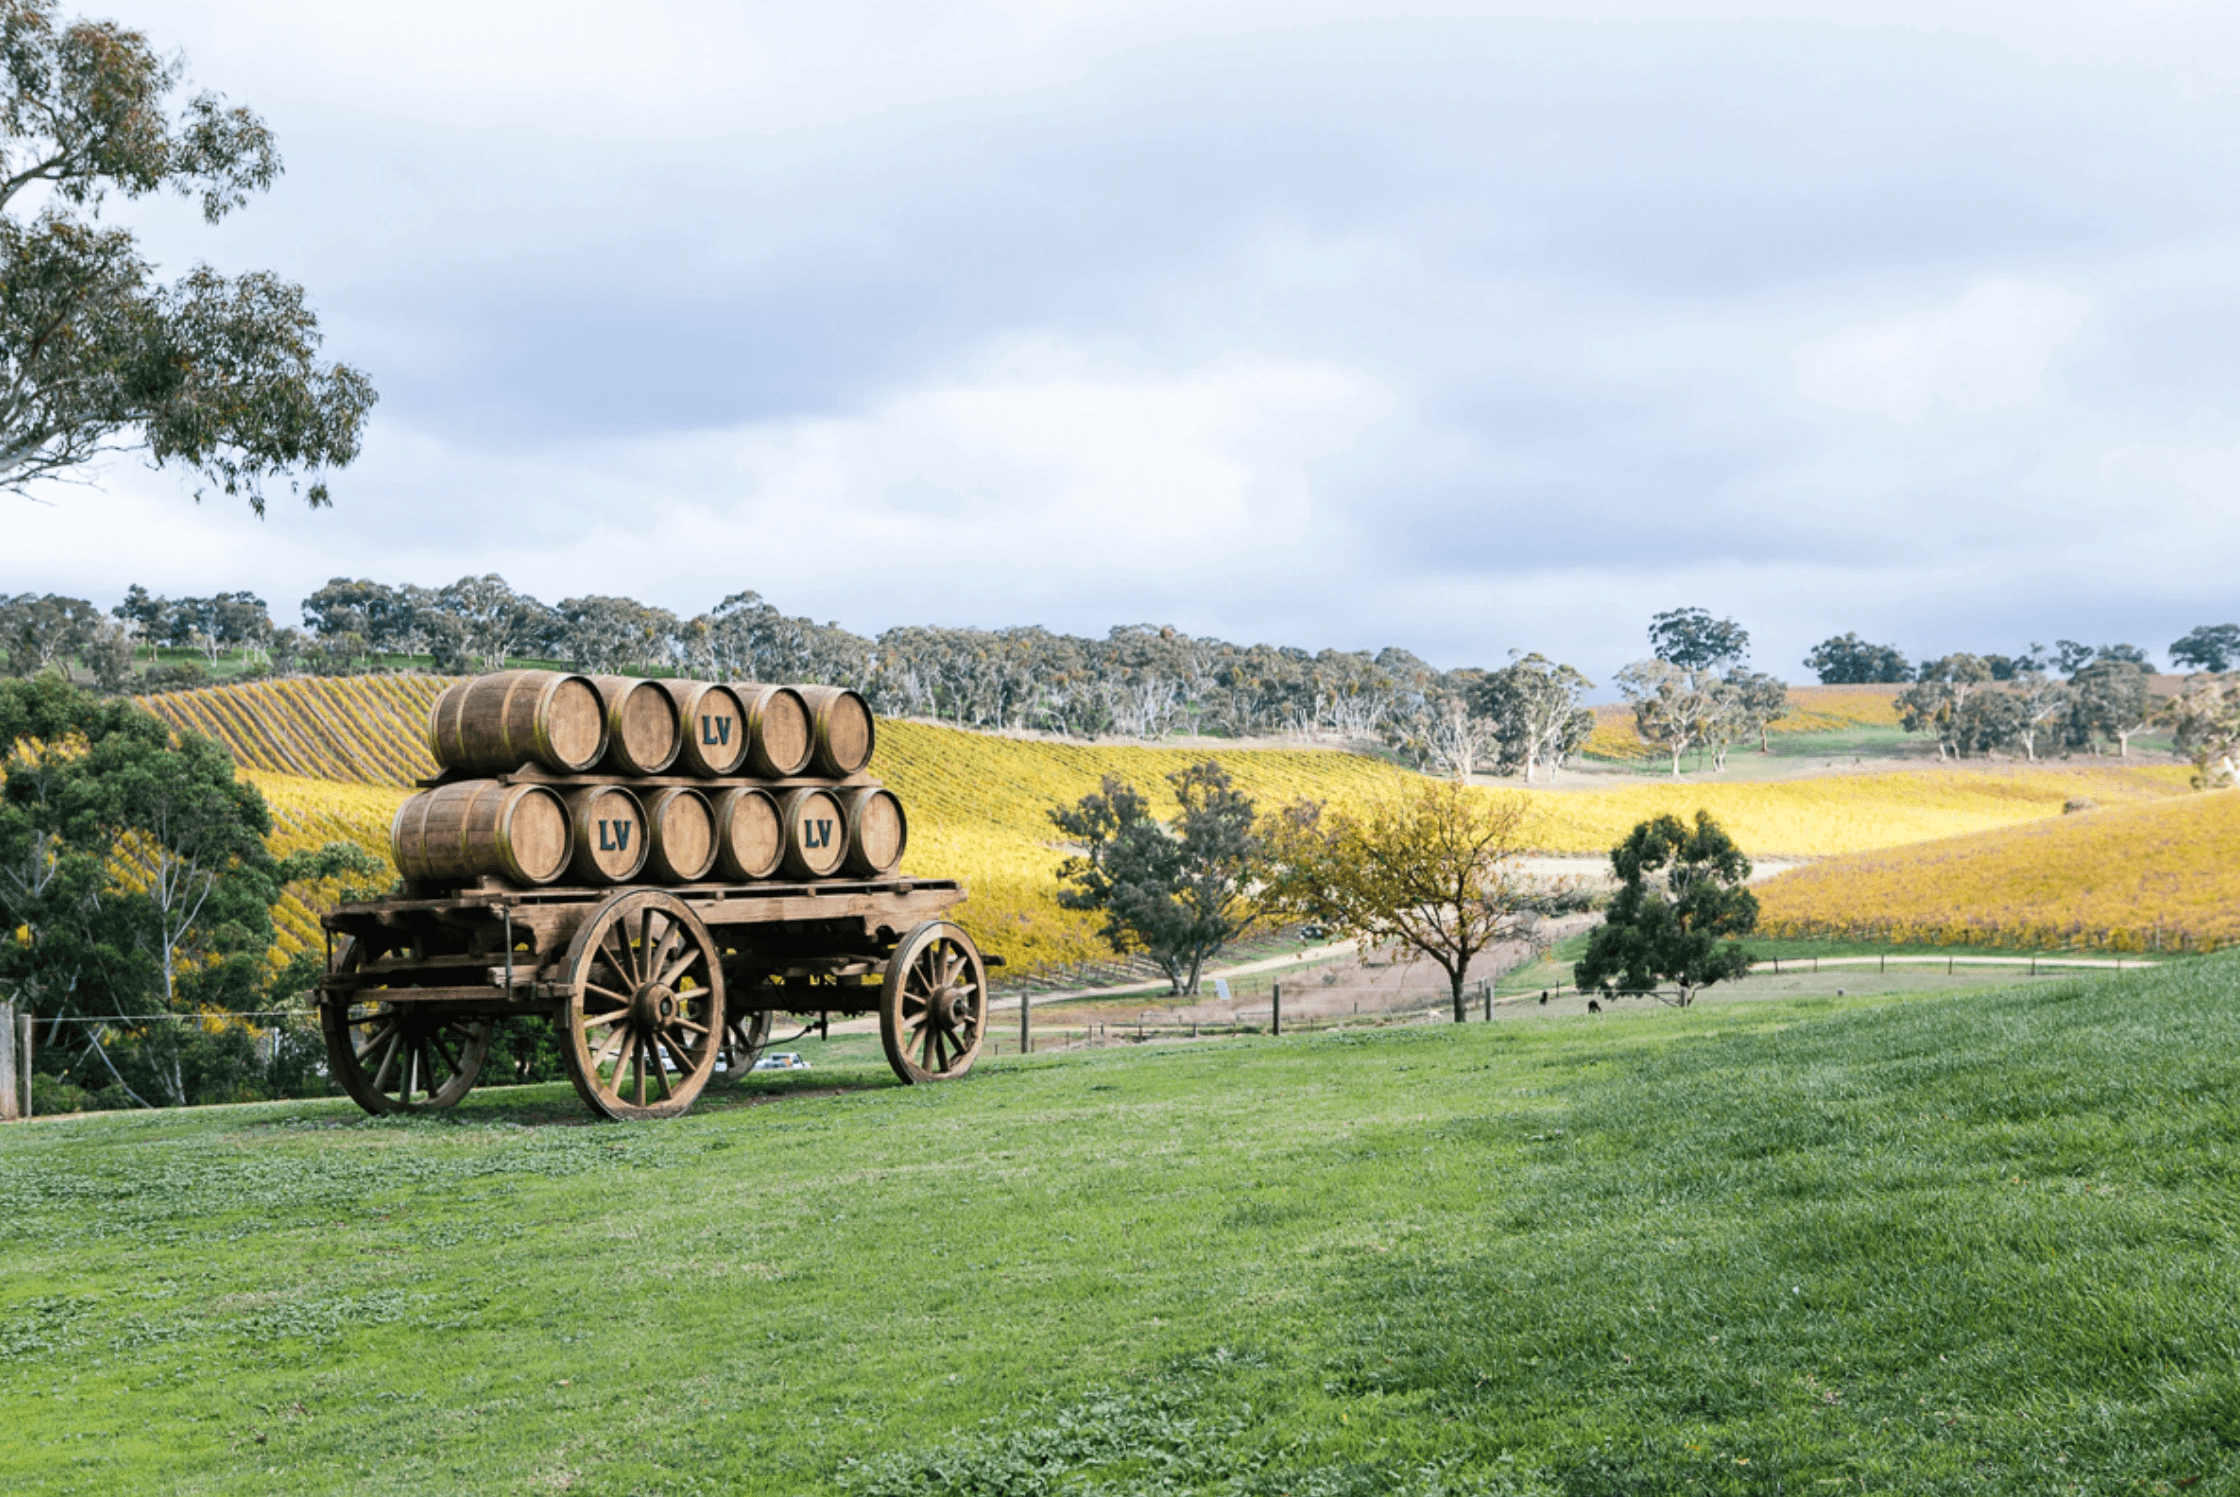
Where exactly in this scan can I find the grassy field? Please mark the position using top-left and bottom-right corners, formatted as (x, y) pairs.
(7, 956), (2240, 1494)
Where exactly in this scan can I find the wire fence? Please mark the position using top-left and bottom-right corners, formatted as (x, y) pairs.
(5, 1005), (327, 1118)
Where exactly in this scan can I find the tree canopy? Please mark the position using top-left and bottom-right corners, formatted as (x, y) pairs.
(1574, 810), (1757, 1006)
(1804, 632), (1910, 684)
(1049, 761), (1263, 996)
(0, 0), (373, 511)
(1648, 607), (1749, 672)
(1266, 780), (1566, 1022)
(0, 673), (375, 1105)
(2170, 624), (2240, 675)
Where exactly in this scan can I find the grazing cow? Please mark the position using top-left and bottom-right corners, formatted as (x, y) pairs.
(1587, 998), (1602, 1014)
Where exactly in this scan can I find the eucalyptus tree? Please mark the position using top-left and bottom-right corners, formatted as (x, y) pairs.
(1898, 654), (1994, 759)
(1473, 652), (1594, 783)
(1575, 811), (1758, 1007)
(1050, 761), (1263, 996)
(2170, 624), (2240, 675)
(0, 590), (95, 673)
(0, 0), (374, 510)
(0, 675), (374, 1103)
(2068, 657), (2154, 758)
(1804, 632), (1910, 684)
(1614, 659), (1721, 777)
(1724, 669), (1791, 756)
(2002, 671), (2071, 762)
(558, 594), (678, 675)
(1648, 607), (1750, 672)
(2162, 677), (2240, 788)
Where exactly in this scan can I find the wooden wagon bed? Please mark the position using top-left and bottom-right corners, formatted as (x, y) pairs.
(318, 877), (995, 1121)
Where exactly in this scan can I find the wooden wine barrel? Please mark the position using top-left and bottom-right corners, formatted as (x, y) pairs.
(839, 785), (907, 877)
(391, 780), (570, 887)
(659, 680), (751, 777)
(798, 685), (875, 777)
(733, 683), (814, 778)
(642, 786), (718, 883)
(776, 787), (846, 879)
(426, 670), (607, 775)
(591, 675), (681, 776)
(711, 786), (784, 881)
(565, 784), (649, 884)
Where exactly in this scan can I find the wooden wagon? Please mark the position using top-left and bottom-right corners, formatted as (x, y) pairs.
(317, 875), (996, 1120)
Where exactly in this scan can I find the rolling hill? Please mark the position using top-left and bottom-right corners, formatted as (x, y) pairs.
(140, 676), (2197, 976)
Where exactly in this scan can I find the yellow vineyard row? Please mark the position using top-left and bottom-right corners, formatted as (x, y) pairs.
(143, 675), (446, 786)
(1754, 790), (2240, 953)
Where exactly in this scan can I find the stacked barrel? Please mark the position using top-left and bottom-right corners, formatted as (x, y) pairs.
(390, 670), (908, 889)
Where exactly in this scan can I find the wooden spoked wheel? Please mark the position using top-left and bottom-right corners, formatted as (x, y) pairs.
(880, 921), (988, 1084)
(721, 1007), (774, 1074)
(557, 890), (726, 1121)
(319, 938), (493, 1114)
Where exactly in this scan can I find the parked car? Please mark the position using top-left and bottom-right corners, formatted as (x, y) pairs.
(751, 1052), (811, 1071)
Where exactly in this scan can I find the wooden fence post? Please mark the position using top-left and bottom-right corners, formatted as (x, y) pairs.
(19, 1009), (30, 1121)
(1272, 982), (1281, 1037)
(0, 1002), (16, 1121)
(1483, 981), (1493, 1022)
(1020, 993), (1030, 1056)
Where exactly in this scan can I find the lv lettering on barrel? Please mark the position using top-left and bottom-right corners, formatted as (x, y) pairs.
(777, 787), (847, 879)
(426, 670), (608, 775)
(658, 680), (751, 777)
(565, 784), (649, 884)
(711, 786), (784, 880)
(641, 786), (718, 883)
(590, 676), (682, 777)
(391, 780), (571, 886)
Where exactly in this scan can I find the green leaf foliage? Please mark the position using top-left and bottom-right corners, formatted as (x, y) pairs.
(0, 0), (374, 510)
(1574, 809), (1757, 1003)
(0, 674), (355, 1104)
(1050, 759), (1262, 995)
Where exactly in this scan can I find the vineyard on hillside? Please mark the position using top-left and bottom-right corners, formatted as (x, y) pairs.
(1755, 790), (2240, 952)
(1585, 682), (1905, 760)
(149, 677), (2195, 977)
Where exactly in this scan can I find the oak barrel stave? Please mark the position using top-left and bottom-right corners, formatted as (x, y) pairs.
(591, 676), (683, 776)
(798, 685), (876, 777)
(732, 683), (814, 779)
(427, 670), (608, 775)
(643, 786), (719, 883)
(391, 780), (571, 887)
(711, 785), (785, 881)
(839, 785), (908, 877)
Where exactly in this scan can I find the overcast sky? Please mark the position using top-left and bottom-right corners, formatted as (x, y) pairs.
(10, 0), (2239, 679)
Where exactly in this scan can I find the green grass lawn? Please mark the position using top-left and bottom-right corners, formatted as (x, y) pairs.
(7, 958), (2240, 1494)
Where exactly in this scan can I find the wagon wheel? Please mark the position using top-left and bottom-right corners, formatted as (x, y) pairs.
(880, 921), (988, 1084)
(721, 1007), (774, 1074)
(557, 890), (726, 1121)
(319, 937), (493, 1115)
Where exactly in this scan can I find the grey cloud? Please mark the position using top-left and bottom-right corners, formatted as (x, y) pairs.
(13, 0), (2240, 682)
